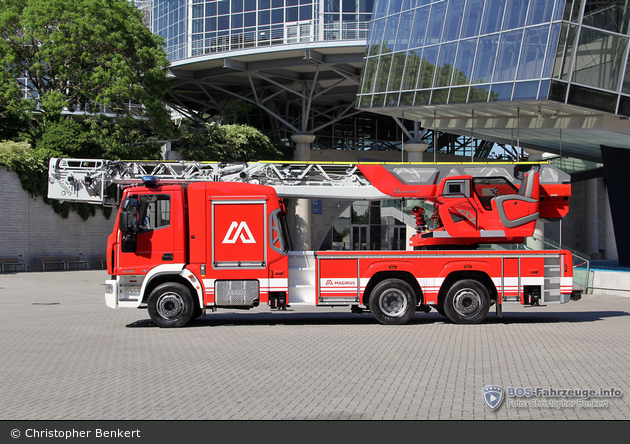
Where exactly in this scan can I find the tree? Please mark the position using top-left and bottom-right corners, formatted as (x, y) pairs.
(0, 0), (173, 219)
(0, 0), (173, 155)
(175, 121), (291, 163)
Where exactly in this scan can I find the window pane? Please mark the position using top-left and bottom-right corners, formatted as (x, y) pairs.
(462, 0), (485, 38)
(469, 84), (491, 101)
(453, 38), (478, 85)
(489, 82), (514, 100)
(368, 19), (386, 56)
(409, 6), (430, 49)
(494, 30), (524, 82)
(583, 0), (630, 35)
(449, 86), (469, 103)
(552, 23), (578, 80)
(414, 90), (431, 105)
(481, 0), (506, 34)
(568, 84), (617, 113)
(361, 58), (379, 94)
(572, 28), (629, 92)
(395, 10), (415, 52)
(382, 14), (400, 53)
(426, 2), (447, 45)
(517, 25), (549, 80)
(435, 42), (458, 87)
(503, 0), (529, 30)
(443, 0), (465, 42)
(374, 54), (393, 92)
(417, 45), (439, 89)
(388, 52), (407, 91)
(542, 22), (561, 77)
(472, 34), (499, 83)
(527, 0), (554, 26)
(402, 49), (422, 89)
(513, 80), (540, 100)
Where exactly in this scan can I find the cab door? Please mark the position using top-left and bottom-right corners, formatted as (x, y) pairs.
(116, 187), (186, 275)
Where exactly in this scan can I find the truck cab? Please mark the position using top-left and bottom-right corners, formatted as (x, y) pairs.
(105, 179), (290, 327)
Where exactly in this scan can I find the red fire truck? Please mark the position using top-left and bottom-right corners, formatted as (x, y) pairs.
(48, 158), (579, 327)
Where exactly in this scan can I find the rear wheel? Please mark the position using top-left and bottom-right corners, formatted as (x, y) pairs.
(443, 279), (490, 324)
(369, 278), (417, 325)
(148, 282), (195, 328)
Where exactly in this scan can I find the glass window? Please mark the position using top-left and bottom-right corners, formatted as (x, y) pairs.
(272, 8), (284, 23)
(368, 19), (386, 56)
(435, 42), (458, 87)
(538, 79), (550, 98)
(426, 1), (447, 45)
(431, 88), (449, 104)
(469, 84), (491, 101)
(489, 82), (514, 100)
(572, 28), (629, 92)
(542, 22), (561, 77)
(503, 0), (529, 30)
(232, 14), (243, 29)
(259, 10), (271, 25)
(527, 0), (554, 26)
(286, 7), (298, 21)
(453, 38), (478, 85)
(373, 0), (390, 18)
(395, 10), (415, 52)
(568, 84), (617, 113)
(461, 0), (485, 38)
(449, 86), (469, 103)
(372, 93), (386, 106)
(408, 6), (430, 49)
(232, 0), (243, 13)
(400, 91), (415, 105)
(374, 54), (393, 92)
(361, 58), (378, 94)
(494, 30), (524, 82)
(513, 80), (540, 99)
(417, 45), (439, 89)
(583, 0), (630, 35)
(443, 0), (465, 42)
(414, 90), (431, 105)
(260, 0), (270, 8)
(388, 52), (407, 91)
(382, 14), (401, 53)
(552, 23), (578, 80)
(517, 25), (549, 80)
(402, 49), (422, 90)
(244, 0), (257, 11)
(388, 0), (403, 15)
(562, 0), (582, 22)
(481, 0), (506, 34)
(472, 34), (499, 83)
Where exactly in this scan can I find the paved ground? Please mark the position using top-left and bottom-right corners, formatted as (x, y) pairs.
(1, 270), (629, 420)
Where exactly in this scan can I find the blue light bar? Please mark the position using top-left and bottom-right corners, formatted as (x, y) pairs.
(142, 175), (159, 187)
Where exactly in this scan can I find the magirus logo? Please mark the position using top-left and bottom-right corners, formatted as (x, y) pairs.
(222, 221), (256, 244)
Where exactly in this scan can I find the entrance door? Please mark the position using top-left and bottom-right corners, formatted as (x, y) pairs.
(388, 226), (406, 250)
(351, 225), (368, 250)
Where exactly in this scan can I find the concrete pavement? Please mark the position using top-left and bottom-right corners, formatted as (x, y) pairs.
(0, 270), (628, 420)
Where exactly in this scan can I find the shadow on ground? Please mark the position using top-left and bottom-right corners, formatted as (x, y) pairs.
(126, 309), (630, 328)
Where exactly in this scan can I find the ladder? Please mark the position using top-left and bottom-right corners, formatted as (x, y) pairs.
(47, 158), (390, 205)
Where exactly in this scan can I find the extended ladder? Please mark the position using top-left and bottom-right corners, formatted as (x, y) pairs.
(47, 158), (390, 204)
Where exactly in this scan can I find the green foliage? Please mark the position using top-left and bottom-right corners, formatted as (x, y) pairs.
(0, 140), (111, 220)
(175, 121), (292, 162)
(0, 0), (173, 219)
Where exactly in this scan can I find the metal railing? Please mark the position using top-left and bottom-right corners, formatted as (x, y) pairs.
(165, 21), (370, 62)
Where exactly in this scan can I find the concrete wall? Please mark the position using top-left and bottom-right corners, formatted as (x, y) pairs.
(0, 168), (116, 270)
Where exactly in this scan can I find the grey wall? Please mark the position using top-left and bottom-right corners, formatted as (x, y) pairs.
(0, 168), (116, 270)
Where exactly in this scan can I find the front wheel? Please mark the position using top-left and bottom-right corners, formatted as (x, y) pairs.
(369, 278), (417, 325)
(443, 279), (490, 324)
(148, 282), (195, 328)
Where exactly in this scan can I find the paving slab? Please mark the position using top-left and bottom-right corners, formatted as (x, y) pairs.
(0, 270), (629, 420)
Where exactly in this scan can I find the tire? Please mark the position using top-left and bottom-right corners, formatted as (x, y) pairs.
(434, 305), (446, 317)
(369, 278), (417, 325)
(443, 279), (490, 324)
(147, 282), (195, 328)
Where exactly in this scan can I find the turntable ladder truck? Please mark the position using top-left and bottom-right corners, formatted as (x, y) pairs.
(47, 158), (579, 327)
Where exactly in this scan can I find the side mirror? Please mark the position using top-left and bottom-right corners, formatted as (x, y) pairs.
(118, 197), (137, 235)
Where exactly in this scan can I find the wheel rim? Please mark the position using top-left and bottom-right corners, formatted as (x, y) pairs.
(156, 292), (185, 320)
(379, 288), (408, 317)
(452, 288), (482, 317)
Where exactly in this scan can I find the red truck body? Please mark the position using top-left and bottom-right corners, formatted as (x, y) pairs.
(105, 180), (576, 327)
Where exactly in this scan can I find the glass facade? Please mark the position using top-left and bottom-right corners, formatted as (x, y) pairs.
(357, 0), (630, 116)
(152, 0), (374, 62)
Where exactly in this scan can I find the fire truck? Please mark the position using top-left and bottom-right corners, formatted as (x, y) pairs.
(47, 158), (579, 327)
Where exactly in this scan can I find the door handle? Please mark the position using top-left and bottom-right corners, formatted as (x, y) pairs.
(162, 253), (173, 261)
